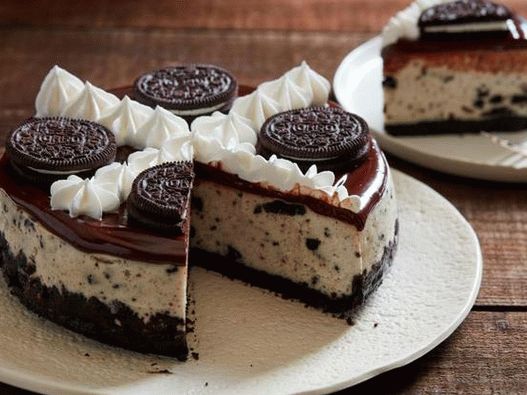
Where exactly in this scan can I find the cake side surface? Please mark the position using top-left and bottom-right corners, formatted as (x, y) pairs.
(190, 176), (397, 312)
(190, 150), (398, 312)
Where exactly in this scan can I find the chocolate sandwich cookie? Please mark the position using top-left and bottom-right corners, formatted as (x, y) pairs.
(419, 0), (513, 39)
(6, 117), (116, 185)
(257, 107), (370, 172)
(127, 161), (194, 234)
(134, 65), (238, 122)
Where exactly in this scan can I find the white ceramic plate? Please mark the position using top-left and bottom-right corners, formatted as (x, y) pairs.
(0, 170), (481, 395)
(334, 36), (527, 183)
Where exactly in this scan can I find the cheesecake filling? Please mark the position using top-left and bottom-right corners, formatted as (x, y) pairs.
(384, 61), (527, 125)
(0, 188), (187, 327)
(190, 173), (397, 298)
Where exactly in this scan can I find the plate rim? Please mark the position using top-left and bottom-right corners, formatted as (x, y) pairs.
(0, 170), (482, 395)
(333, 35), (527, 183)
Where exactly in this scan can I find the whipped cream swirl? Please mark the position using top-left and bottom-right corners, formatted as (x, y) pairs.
(93, 162), (136, 202)
(98, 96), (154, 146)
(35, 66), (84, 117)
(127, 137), (194, 175)
(191, 111), (257, 147)
(129, 105), (190, 149)
(62, 81), (120, 121)
(50, 175), (121, 220)
(287, 61), (331, 106)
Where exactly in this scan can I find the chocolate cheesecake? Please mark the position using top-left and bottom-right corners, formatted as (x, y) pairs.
(382, 0), (527, 135)
(0, 64), (398, 360)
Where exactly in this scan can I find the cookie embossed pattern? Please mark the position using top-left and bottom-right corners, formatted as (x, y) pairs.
(134, 65), (238, 121)
(0, 62), (398, 361)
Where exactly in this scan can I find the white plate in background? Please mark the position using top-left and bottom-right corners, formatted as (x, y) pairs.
(334, 36), (527, 182)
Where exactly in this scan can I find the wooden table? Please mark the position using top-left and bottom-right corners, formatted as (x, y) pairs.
(0, 1), (526, 393)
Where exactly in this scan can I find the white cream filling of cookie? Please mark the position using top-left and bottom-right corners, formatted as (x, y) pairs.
(423, 20), (510, 33)
(382, 0), (458, 47)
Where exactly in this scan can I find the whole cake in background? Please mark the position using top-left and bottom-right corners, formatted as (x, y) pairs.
(0, 62), (398, 360)
(382, 0), (527, 135)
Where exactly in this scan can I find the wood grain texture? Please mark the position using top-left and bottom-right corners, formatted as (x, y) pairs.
(343, 311), (527, 394)
(1, 0), (526, 32)
(390, 157), (527, 307)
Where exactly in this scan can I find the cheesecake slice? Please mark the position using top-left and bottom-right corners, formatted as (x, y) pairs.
(382, 0), (527, 135)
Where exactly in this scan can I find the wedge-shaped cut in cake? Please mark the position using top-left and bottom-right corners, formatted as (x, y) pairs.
(382, 0), (527, 135)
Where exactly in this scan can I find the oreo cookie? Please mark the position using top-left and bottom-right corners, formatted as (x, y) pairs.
(127, 162), (194, 234)
(6, 117), (116, 184)
(419, 0), (513, 38)
(257, 107), (370, 172)
(134, 65), (238, 122)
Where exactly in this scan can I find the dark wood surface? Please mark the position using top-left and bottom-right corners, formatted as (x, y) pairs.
(0, 1), (526, 393)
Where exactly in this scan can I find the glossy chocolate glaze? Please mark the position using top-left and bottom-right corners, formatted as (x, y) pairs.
(0, 84), (388, 263)
(0, 154), (188, 264)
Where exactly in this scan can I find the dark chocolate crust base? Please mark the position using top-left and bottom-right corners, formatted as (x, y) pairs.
(190, 220), (398, 314)
(385, 117), (527, 136)
(0, 232), (188, 361)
